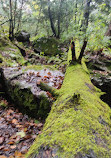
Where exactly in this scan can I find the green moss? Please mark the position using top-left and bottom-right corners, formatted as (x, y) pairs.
(23, 65), (57, 72)
(0, 37), (27, 67)
(27, 42), (111, 158)
(33, 37), (63, 56)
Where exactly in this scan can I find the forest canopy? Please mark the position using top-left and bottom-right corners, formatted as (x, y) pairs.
(0, 0), (111, 50)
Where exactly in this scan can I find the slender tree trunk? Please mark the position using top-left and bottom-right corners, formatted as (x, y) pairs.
(17, 0), (23, 31)
(78, 0), (91, 62)
(9, 0), (14, 40)
(57, 0), (63, 38)
(75, 0), (77, 24)
(83, 0), (91, 32)
(48, 0), (57, 37)
(78, 40), (87, 62)
(13, 0), (17, 30)
(71, 41), (76, 61)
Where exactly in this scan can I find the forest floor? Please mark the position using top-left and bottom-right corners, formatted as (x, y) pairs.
(0, 40), (111, 157)
(0, 96), (43, 158)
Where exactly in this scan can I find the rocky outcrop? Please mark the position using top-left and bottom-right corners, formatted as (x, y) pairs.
(15, 31), (30, 43)
(86, 52), (111, 106)
(1, 66), (64, 119)
(33, 37), (63, 56)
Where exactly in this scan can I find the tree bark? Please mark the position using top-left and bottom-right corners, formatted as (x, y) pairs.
(71, 41), (76, 61)
(9, 0), (14, 40)
(75, 0), (77, 24)
(13, 0), (17, 29)
(17, 0), (24, 31)
(83, 0), (91, 32)
(78, 40), (87, 62)
(26, 43), (111, 158)
(48, 0), (57, 37)
(57, 0), (64, 38)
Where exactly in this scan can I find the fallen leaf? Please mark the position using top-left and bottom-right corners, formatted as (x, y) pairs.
(0, 137), (4, 144)
(3, 148), (10, 151)
(0, 156), (7, 158)
(14, 151), (22, 157)
(0, 146), (5, 150)
(46, 91), (52, 98)
(47, 72), (51, 76)
(21, 146), (28, 154)
(37, 123), (43, 128)
(10, 145), (17, 149)
(36, 80), (41, 85)
(36, 72), (41, 77)
(12, 119), (18, 124)
(8, 141), (15, 145)
(16, 131), (25, 138)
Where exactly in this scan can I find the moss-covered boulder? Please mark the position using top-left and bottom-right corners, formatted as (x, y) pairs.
(33, 37), (63, 56)
(1, 66), (64, 119)
(26, 45), (111, 158)
(15, 30), (30, 43)
(0, 37), (27, 67)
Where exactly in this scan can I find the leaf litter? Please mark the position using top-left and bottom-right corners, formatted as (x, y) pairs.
(0, 97), (43, 158)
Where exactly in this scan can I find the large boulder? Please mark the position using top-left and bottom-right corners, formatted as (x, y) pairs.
(33, 37), (63, 56)
(15, 31), (30, 42)
(1, 66), (64, 119)
(86, 52), (111, 106)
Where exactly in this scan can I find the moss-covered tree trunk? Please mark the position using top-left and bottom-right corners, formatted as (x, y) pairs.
(26, 44), (111, 158)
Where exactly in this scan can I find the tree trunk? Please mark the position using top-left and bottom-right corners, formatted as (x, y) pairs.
(78, 40), (87, 62)
(26, 43), (111, 158)
(9, 0), (14, 40)
(57, 0), (64, 39)
(75, 0), (77, 24)
(83, 0), (91, 32)
(71, 41), (76, 61)
(48, 0), (57, 37)
(17, 0), (23, 31)
(13, 0), (17, 30)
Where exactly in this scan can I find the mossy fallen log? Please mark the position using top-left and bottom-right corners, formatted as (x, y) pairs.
(26, 44), (111, 158)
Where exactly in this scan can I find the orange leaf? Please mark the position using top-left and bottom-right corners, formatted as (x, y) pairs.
(46, 91), (52, 98)
(47, 72), (51, 75)
(0, 137), (4, 144)
(10, 145), (16, 149)
(0, 156), (7, 158)
(8, 141), (15, 145)
(12, 119), (18, 124)
(14, 151), (22, 157)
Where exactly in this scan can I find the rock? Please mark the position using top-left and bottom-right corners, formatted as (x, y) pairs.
(15, 31), (30, 43)
(1, 67), (63, 119)
(86, 52), (111, 107)
(1, 67), (51, 119)
(33, 37), (63, 56)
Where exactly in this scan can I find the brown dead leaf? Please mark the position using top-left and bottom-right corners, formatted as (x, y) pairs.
(12, 119), (18, 124)
(36, 80), (41, 85)
(9, 156), (14, 158)
(3, 148), (10, 151)
(0, 156), (7, 158)
(0, 137), (4, 144)
(10, 145), (17, 149)
(37, 123), (43, 128)
(36, 72), (41, 77)
(47, 72), (51, 76)
(8, 141), (15, 145)
(46, 91), (52, 98)
(0, 146), (5, 150)
(14, 151), (22, 157)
